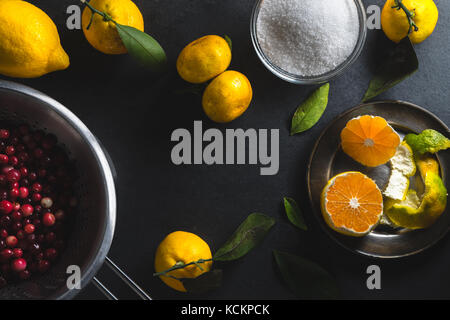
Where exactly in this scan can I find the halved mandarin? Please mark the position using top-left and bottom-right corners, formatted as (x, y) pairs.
(321, 172), (383, 237)
(340, 115), (401, 167)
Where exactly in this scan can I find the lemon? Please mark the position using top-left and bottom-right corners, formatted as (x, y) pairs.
(202, 70), (252, 123)
(0, 1), (69, 78)
(385, 156), (447, 229)
(177, 35), (232, 84)
(82, 0), (144, 55)
(381, 0), (439, 44)
(154, 231), (213, 292)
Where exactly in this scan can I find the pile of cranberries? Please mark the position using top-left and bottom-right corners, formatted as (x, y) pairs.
(0, 125), (77, 287)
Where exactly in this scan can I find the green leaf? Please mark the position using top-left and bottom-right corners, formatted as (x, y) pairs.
(115, 23), (167, 72)
(290, 83), (329, 135)
(362, 37), (418, 102)
(223, 35), (232, 51)
(405, 129), (450, 155)
(213, 213), (275, 261)
(283, 197), (307, 231)
(273, 250), (339, 299)
(182, 269), (223, 293)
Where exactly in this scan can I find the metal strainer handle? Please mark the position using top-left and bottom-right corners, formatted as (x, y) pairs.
(92, 257), (152, 300)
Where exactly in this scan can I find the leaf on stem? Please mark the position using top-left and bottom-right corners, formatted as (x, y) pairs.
(283, 197), (307, 231)
(223, 35), (232, 51)
(291, 83), (330, 135)
(115, 23), (167, 72)
(273, 250), (339, 299)
(182, 269), (223, 293)
(213, 213), (275, 261)
(362, 37), (418, 102)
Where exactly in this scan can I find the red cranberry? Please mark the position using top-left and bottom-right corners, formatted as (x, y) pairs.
(16, 144), (25, 153)
(37, 260), (50, 273)
(5, 235), (17, 247)
(11, 211), (21, 221)
(0, 154), (8, 164)
(18, 187), (28, 199)
(0, 130), (9, 140)
(8, 156), (18, 166)
(12, 248), (22, 258)
(0, 249), (13, 261)
(28, 172), (37, 181)
(11, 258), (27, 272)
(6, 169), (20, 183)
(19, 167), (28, 177)
(0, 229), (7, 238)
(34, 251), (44, 261)
(41, 197), (53, 209)
(0, 191), (7, 200)
(12, 202), (20, 211)
(45, 248), (58, 261)
(0, 240), (5, 249)
(31, 182), (42, 193)
(11, 182), (18, 189)
(0, 200), (13, 214)
(5, 146), (14, 156)
(16, 230), (25, 240)
(21, 204), (33, 217)
(0, 175), (6, 185)
(32, 193), (42, 203)
(0, 216), (11, 227)
(9, 188), (19, 199)
(42, 213), (55, 226)
(18, 270), (30, 280)
(11, 222), (22, 232)
(24, 224), (35, 234)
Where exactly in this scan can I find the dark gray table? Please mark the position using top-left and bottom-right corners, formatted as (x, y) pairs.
(2, 0), (449, 299)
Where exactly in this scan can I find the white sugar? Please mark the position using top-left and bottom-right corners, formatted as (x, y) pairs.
(256, 0), (360, 76)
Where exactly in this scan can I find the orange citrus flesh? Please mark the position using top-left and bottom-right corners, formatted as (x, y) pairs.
(341, 115), (400, 167)
(321, 172), (383, 236)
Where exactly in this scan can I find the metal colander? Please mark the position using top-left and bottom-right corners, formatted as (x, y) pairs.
(0, 80), (116, 299)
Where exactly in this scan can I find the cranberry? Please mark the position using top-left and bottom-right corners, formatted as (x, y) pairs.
(12, 248), (22, 258)
(18, 187), (29, 199)
(41, 197), (53, 209)
(5, 235), (17, 247)
(0, 229), (7, 238)
(19, 167), (28, 177)
(34, 205), (42, 213)
(0, 175), (6, 185)
(37, 260), (50, 273)
(21, 204), (33, 217)
(11, 222), (22, 232)
(18, 270), (30, 280)
(5, 146), (14, 156)
(0, 130), (9, 140)
(28, 172), (37, 181)
(8, 156), (18, 166)
(34, 251), (44, 261)
(45, 248), (58, 261)
(42, 213), (55, 226)
(9, 188), (19, 199)
(0, 200), (13, 214)
(6, 169), (20, 183)
(31, 182), (42, 193)
(0, 154), (8, 164)
(16, 144), (25, 153)
(11, 258), (27, 272)
(16, 230), (25, 240)
(32, 193), (42, 203)
(12, 202), (20, 211)
(0, 216), (11, 227)
(0, 240), (5, 249)
(11, 182), (19, 189)
(11, 211), (21, 221)
(0, 249), (13, 261)
(24, 224), (35, 234)
(0, 191), (7, 200)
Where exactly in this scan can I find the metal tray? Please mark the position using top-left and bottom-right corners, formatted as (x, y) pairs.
(307, 100), (450, 258)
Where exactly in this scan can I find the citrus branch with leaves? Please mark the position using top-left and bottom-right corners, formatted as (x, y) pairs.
(392, 0), (419, 35)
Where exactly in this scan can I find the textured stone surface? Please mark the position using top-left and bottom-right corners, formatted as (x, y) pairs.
(0, 0), (448, 299)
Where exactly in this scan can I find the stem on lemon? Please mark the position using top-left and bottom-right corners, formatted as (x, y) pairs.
(80, 0), (115, 30)
(392, 0), (419, 35)
(153, 258), (213, 279)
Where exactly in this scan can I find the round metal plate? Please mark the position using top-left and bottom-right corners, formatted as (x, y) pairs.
(307, 100), (450, 258)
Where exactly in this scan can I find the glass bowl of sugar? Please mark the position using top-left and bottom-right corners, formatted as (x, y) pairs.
(250, 0), (367, 85)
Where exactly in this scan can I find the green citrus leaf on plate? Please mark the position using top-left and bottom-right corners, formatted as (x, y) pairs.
(115, 23), (167, 72)
(283, 197), (307, 230)
(273, 250), (339, 299)
(405, 129), (450, 155)
(213, 213), (275, 261)
(291, 83), (329, 135)
(362, 37), (418, 102)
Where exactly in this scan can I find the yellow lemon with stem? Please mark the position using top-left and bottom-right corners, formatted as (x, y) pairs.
(381, 0), (438, 44)
(0, 0), (69, 78)
(81, 0), (144, 55)
(154, 231), (213, 292)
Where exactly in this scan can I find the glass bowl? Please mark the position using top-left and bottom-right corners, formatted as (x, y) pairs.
(250, 0), (367, 85)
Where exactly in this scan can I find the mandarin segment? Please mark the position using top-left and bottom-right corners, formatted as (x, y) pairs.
(341, 115), (400, 167)
(321, 172), (383, 236)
